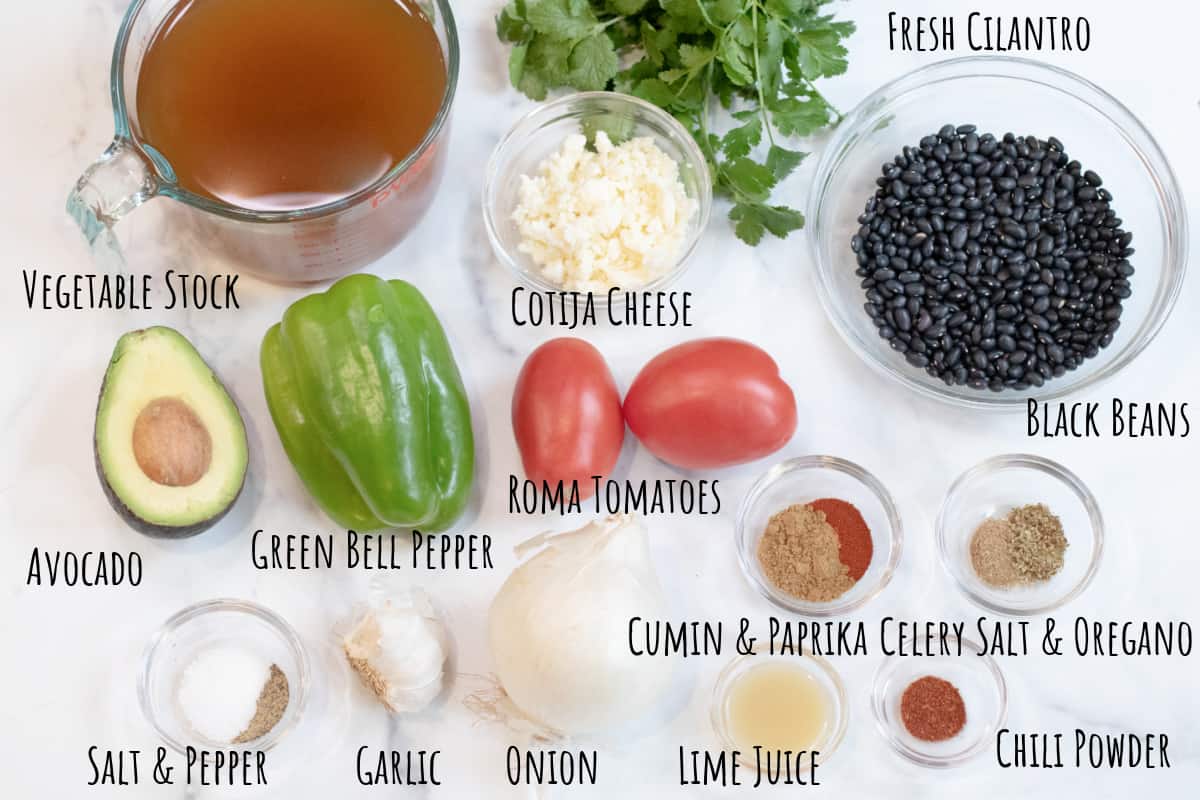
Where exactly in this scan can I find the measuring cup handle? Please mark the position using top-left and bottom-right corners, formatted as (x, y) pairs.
(67, 137), (158, 264)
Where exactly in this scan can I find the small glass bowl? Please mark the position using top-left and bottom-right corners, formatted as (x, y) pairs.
(482, 92), (712, 303)
(735, 456), (903, 616)
(871, 634), (1007, 768)
(138, 599), (310, 753)
(711, 649), (848, 769)
(937, 454), (1103, 615)
(808, 56), (1188, 410)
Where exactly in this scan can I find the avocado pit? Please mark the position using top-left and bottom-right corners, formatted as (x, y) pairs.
(132, 397), (213, 487)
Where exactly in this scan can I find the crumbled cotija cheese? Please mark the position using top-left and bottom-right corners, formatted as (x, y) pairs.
(512, 132), (696, 291)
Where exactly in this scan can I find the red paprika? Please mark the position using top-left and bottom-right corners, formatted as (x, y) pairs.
(810, 498), (873, 581)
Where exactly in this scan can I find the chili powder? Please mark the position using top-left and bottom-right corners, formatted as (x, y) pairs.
(900, 676), (967, 742)
(809, 498), (873, 581)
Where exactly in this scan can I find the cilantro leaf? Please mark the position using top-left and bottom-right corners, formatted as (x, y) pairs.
(497, 2), (532, 42)
(526, 0), (599, 41)
(757, 18), (787, 98)
(633, 77), (677, 108)
(641, 20), (664, 65)
(766, 144), (807, 180)
(610, 0), (650, 13)
(763, 0), (808, 16)
(717, 35), (754, 86)
(678, 43), (713, 70)
(756, 204), (805, 237)
(509, 42), (529, 87)
(723, 157), (777, 203)
(729, 203), (767, 245)
(524, 36), (574, 88)
(583, 112), (636, 145)
(721, 118), (762, 159)
(709, 0), (743, 26)
(730, 202), (805, 244)
(568, 33), (619, 90)
(792, 21), (854, 78)
(770, 95), (832, 137)
(659, 0), (706, 34)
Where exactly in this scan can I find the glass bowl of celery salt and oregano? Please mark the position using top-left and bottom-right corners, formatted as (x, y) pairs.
(139, 599), (309, 752)
(937, 454), (1103, 615)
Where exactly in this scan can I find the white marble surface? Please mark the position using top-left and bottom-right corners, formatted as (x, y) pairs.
(2, 0), (1198, 796)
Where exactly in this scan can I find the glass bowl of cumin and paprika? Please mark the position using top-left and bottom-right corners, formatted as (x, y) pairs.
(871, 633), (1007, 768)
(937, 454), (1104, 616)
(735, 456), (903, 616)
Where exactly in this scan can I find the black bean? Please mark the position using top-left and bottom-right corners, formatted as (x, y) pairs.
(906, 353), (930, 368)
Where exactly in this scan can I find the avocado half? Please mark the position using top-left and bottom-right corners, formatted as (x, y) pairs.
(94, 327), (248, 538)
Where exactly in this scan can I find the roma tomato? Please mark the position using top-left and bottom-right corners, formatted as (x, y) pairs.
(624, 338), (796, 470)
(512, 338), (624, 499)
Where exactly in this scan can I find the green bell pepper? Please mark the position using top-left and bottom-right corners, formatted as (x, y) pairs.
(261, 274), (474, 532)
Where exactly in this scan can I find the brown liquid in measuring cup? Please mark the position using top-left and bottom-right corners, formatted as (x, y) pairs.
(136, 0), (446, 212)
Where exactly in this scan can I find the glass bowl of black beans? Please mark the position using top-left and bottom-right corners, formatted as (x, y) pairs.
(808, 56), (1187, 409)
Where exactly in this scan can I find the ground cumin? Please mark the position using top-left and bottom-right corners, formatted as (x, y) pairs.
(757, 504), (854, 602)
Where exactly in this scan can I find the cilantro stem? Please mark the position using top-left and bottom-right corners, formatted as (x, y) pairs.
(803, 78), (845, 122)
(699, 66), (767, 210)
(750, 3), (776, 147)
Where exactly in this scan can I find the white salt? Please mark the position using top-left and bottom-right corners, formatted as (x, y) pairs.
(178, 645), (270, 743)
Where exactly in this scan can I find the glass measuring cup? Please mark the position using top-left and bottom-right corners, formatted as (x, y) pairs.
(67, 0), (460, 284)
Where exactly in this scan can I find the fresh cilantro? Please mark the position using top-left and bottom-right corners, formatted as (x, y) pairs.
(721, 118), (762, 160)
(495, 0), (854, 246)
(568, 33), (619, 90)
(582, 112), (637, 146)
(525, 0), (600, 40)
(766, 144), (806, 181)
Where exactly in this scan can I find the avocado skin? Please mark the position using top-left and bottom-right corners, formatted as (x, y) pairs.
(93, 442), (243, 538)
(93, 326), (247, 539)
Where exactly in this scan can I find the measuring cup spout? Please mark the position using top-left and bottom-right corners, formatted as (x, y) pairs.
(67, 137), (158, 260)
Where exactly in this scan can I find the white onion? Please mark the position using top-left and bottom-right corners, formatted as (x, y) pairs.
(488, 515), (673, 736)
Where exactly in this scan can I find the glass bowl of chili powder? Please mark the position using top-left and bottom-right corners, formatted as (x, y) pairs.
(735, 456), (903, 616)
(871, 633), (1007, 767)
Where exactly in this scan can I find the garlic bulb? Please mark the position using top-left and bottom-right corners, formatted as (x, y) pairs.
(343, 590), (445, 713)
